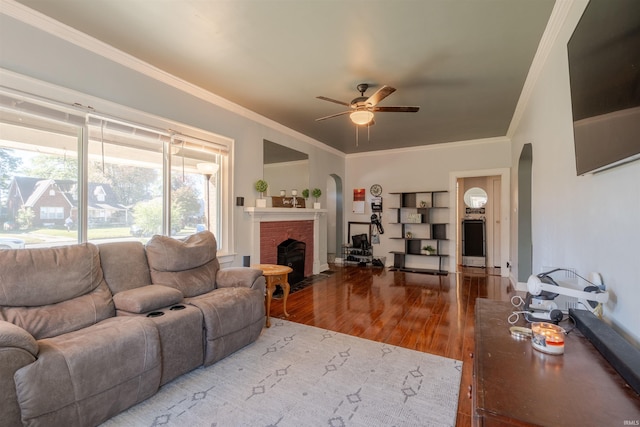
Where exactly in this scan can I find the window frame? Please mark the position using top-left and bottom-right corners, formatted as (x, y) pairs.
(0, 79), (235, 260)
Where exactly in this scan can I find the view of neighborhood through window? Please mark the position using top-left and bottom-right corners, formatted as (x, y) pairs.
(0, 108), (80, 248)
(0, 92), (223, 249)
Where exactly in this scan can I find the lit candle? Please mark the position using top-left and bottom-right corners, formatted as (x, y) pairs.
(531, 322), (565, 355)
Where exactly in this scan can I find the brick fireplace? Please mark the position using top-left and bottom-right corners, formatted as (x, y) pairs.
(260, 220), (313, 277)
(244, 207), (328, 275)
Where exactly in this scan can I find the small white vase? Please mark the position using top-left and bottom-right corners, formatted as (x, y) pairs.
(313, 202), (321, 209)
(256, 198), (267, 208)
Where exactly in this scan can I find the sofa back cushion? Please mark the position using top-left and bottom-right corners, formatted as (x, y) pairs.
(99, 241), (152, 294)
(0, 243), (114, 339)
(145, 231), (220, 298)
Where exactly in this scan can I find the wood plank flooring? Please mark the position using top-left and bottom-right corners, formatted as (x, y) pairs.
(269, 264), (517, 427)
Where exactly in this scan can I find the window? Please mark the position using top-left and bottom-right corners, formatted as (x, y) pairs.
(0, 94), (81, 245)
(40, 207), (64, 220)
(0, 89), (231, 250)
(170, 134), (223, 241)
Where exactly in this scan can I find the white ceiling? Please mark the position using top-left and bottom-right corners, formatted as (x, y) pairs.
(14, 0), (556, 154)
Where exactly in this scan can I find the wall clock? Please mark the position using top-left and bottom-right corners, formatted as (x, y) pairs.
(370, 184), (383, 197)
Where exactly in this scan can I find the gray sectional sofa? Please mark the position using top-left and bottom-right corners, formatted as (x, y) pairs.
(0, 231), (266, 427)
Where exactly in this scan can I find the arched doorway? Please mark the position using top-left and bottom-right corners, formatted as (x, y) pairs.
(518, 143), (533, 282)
(327, 174), (343, 262)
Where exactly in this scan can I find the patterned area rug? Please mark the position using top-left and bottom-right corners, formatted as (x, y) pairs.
(102, 319), (462, 427)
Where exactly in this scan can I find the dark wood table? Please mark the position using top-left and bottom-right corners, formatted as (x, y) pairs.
(473, 298), (640, 426)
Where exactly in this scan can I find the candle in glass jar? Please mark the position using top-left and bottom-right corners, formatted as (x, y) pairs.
(531, 322), (565, 355)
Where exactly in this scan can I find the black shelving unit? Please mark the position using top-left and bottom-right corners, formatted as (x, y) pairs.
(388, 190), (449, 275)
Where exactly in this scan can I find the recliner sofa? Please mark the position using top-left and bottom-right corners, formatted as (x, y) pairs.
(0, 231), (265, 427)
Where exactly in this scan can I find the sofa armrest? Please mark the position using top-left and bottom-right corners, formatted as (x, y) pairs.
(216, 267), (266, 292)
(0, 320), (38, 357)
(0, 321), (39, 427)
(113, 285), (184, 314)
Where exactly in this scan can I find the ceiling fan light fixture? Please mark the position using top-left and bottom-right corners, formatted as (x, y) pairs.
(350, 110), (374, 125)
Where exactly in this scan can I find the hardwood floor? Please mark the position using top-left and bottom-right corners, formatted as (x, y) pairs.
(269, 264), (517, 427)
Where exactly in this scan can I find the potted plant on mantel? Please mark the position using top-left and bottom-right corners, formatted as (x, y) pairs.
(312, 188), (322, 209)
(255, 179), (268, 208)
(423, 245), (436, 256)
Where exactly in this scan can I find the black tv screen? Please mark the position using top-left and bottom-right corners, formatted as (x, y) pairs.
(567, 0), (640, 175)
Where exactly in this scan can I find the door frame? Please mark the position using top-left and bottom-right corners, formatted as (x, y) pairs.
(449, 168), (510, 277)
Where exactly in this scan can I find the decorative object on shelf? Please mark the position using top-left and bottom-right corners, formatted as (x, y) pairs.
(405, 232), (413, 239)
(419, 200), (427, 208)
(302, 188), (309, 200)
(370, 184), (383, 197)
(271, 196), (305, 208)
(312, 188), (322, 209)
(407, 213), (422, 223)
(280, 190), (286, 196)
(423, 245), (436, 255)
(255, 179), (268, 207)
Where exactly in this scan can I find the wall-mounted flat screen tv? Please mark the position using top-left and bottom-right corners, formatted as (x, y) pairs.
(567, 0), (640, 175)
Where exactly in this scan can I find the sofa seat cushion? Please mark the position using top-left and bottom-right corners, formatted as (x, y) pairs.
(113, 285), (183, 314)
(145, 231), (220, 297)
(14, 316), (161, 427)
(186, 287), (265, 365)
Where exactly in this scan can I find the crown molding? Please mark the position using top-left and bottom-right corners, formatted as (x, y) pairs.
(345, 136), (511, 159)
(507, 0), (576, 137)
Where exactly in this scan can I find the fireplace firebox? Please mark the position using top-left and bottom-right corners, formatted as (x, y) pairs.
(277, 239), (306, 285)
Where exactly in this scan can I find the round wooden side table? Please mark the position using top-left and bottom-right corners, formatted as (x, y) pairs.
(252, 264), (292, 327)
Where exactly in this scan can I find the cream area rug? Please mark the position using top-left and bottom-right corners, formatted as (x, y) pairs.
(102, 319), (462, 427)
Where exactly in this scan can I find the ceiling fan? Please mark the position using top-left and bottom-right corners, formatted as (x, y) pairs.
(316, 83), (420, 126)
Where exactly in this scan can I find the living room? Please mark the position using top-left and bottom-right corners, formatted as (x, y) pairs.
(1, 0), (639, 424)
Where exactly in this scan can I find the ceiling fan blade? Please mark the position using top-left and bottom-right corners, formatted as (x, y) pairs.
(372, 106), (420, 113)
(366, 85), (396, 107)
(316, 96), (350, 107)
(315, 110), (351, 121)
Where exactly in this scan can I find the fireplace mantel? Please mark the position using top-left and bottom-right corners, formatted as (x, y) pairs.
(244, 207), (328, 274)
